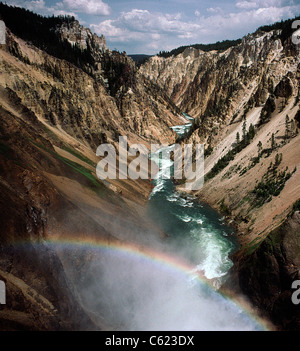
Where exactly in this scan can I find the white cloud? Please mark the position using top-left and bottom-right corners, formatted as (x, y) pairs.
(165, 13), (182, 21)
(92, 9), (202, 40)
(90, 1), (300, 53)
(25, 0), (46, 11)
(236, 0), (291, 9)
(92, 20), (125, 37)
(147, 41), (159, 50)
(236, 1), (258, 9)
(202, 4), (298, 36)
(62, 0), (111, 16)
(5, 0), (110, 16)
(207, 7), (223, 14)
(195, 10), (201, 17)
(151, 33), (161, 40)
(91, 8), (206, 52)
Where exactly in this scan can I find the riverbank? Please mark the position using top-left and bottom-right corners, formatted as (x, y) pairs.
(174, 114), (300, 330)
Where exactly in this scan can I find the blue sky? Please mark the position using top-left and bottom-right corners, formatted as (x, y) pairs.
(4, 0), (300, 54)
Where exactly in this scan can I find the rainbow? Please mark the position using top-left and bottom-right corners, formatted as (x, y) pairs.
(10, 236), (271, 331)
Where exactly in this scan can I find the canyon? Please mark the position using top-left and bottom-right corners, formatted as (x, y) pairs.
(0, 4), (299, 331)
(141, 25), (300, 329)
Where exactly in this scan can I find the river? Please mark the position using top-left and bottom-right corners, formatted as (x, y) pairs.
(148, 113), (237, 286)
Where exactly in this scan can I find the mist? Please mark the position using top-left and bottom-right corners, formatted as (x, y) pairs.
(55, 242), (263, 331)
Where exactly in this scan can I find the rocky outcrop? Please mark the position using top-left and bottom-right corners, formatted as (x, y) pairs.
(2, 29), (182, 150)
(55, 19), (107, 51)
(235, 211), (300, 330)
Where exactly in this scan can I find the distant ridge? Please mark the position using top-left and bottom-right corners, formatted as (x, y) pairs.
(157, 39), (242, 58)
(156, 14), (300, 59)
(128, 54), (152, 66)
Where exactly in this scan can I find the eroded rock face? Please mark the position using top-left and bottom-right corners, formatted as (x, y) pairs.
(140, 28), (300, 330)
(2, 30), (182, 150)
(236, 212), (300, 331)
(0, 61), (170, 329)
(140, 29), (297, 125)
(0, 96), (117, 329)
(274, 76), (294, 99)
(0, 17), (183, 330)
(55, 20), (107, 52)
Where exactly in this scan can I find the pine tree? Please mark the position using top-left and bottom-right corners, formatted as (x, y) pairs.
(285, 114), (290, 140)
(291, 119), (295, 134)
(248, 123), (255, 139)
(257, 141), (262, 156)
(275, 153), (282, 167)
(242, 120), (247, 141)
(271, 133), (276, 150)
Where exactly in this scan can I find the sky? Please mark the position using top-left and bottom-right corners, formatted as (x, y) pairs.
(3, 0), (300, 54)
